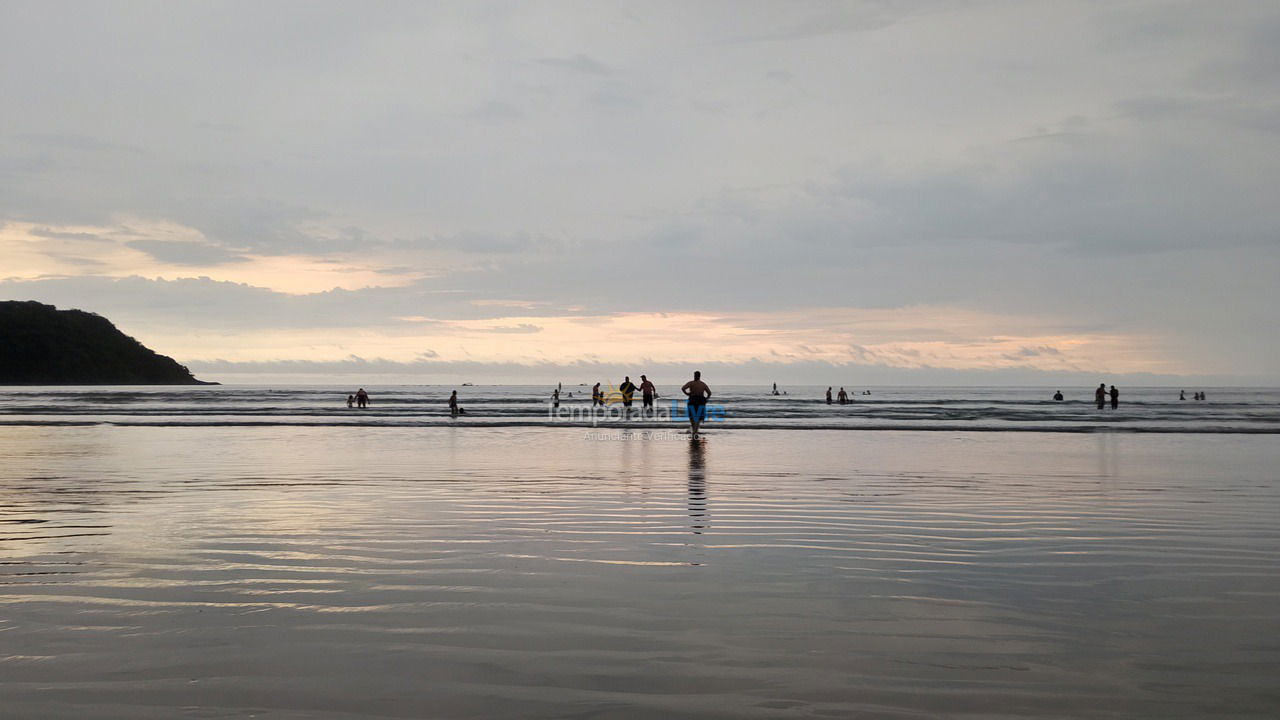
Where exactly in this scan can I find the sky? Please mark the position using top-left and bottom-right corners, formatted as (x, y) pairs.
(2, 1), (1278, 385)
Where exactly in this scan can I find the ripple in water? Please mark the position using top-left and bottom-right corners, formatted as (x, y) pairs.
(1, 426), (1278, 718)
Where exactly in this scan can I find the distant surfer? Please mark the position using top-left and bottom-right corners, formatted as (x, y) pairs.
(681, 371), (712, 438)
(356, 388), (369, 409)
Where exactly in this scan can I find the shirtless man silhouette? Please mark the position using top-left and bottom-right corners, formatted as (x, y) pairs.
(639, 375), (658, 410)
(681, 371), (712, 438)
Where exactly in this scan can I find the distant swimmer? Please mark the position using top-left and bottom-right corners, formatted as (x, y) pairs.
(356, 388), (369, 409)
(639, 375), (658, 410)
(837, 387), (849, 404)
(1095, 383), (1106, 410)
(681, 370), (712, 438)
(449, 390), (461, 417)
(826, 387), (833, 405)
(1110, 385), (1119, 410)
(1053, 391), (1064, 401)
(347, 394), (355, 408)
(619, 376), (638, 408)
(592, 382), (602, 407)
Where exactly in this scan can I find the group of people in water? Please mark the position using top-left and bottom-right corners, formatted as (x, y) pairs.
(348, 382), (1211, 430)
(1050, 385), (1121, 408)
(825, 387), (870, 404)
(345, 372), (716, 436)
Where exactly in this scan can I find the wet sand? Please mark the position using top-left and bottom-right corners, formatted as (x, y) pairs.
(2, 426), (1278, 718)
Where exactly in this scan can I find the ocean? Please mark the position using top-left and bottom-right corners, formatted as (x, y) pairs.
(1, 384), (1277, 432)
(2, 387), (1278, 718)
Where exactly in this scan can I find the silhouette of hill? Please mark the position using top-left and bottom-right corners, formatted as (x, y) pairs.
(0, 301), (213, 385)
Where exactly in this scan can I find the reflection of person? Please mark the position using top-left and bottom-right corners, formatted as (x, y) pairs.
(687, 440), (707, 535)
(639, 375), (657, 410)
(356, 388), (369, 409)
(1053, 391), (1064, 401)
(681, 371), (712, 438)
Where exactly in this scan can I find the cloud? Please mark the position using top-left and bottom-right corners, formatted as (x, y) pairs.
(1, 2), (1277, 380)
(127, 239), (247, 266)
(483, 323), (542, 334)
(536, 54), (614, 75)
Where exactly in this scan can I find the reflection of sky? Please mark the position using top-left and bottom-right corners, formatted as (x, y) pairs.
(3, 426), (1278, 716)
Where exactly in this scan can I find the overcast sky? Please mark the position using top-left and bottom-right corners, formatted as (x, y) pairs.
(2, 1), (1277, 384)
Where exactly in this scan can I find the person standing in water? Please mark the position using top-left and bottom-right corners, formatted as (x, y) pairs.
(1180, 390), (1186, 400)
(1053, 390), (1064, 401)
(551, 388), (560, 409)
(356, 388), (369, 408)
(682, 371), (712, 438)
(826, 387), (833, 405)
(639, 375), (658, 411)
(1095, 383), (1106, 410)
(619, 376), (638, 409)
(1110, 385), (1119, 409)
(346, 394), (355, 408)
(592, 382), (602, 407)
(837, 387), (848, 404)
(448, 390), (460, 417)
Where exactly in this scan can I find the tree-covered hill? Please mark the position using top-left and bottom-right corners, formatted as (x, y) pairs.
(0, 301), (212, 385)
